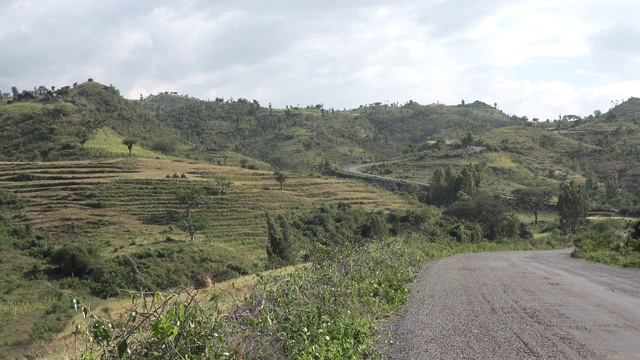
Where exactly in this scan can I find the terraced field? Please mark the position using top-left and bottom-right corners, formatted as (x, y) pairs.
(0, 158), (415, 264)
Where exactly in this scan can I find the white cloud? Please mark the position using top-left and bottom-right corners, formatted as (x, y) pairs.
(1, 0), (639, 120)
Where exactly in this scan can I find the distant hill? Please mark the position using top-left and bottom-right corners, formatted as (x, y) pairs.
(140, 94), (523, 168)
(2, 80), (639, 207)
(0, 81), (175, 161)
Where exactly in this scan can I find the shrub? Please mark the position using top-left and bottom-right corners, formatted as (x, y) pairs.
(50, 243), (101, 277)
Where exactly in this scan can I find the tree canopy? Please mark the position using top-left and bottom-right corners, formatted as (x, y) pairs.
(557, 181), (589, 234)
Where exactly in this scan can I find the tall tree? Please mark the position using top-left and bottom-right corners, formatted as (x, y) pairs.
(265, 212), (293, 263)
(557, 181), (589, 234)
(605, 173), (620, 201)
(512, 187), (554, 224)
(430, 167), (447, 205)
(461, 131), (475, 148)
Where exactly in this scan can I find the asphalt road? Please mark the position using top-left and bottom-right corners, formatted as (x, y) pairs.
(343, 161), (429, 187)
(381, 249), (640, 359)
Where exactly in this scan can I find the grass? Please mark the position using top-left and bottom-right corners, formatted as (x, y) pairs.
(83, 127), (165, 158)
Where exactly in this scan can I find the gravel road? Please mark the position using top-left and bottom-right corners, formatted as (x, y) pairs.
(381, 249), (640, 359)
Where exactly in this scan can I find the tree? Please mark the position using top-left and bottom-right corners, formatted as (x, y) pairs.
(265, 212), (293, 263)
(174, 186), (207, 217)
(215, 177), (232, 194)
(122, 138), (137, 157)
(461, 131), (475, 148)
(605, 173), (620, 201)
(512, 187), (554, 224)
(430, 167), (447, 205)
(177, 213), (208, 242)
(274, 171), (287, 190)
(444, 196), (518, 241)
(557, 181), (589, 234)
(459, 166), (480, 196)
(270, 155), (288, 171)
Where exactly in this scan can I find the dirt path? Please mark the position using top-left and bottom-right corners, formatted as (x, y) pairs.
(381, 249), (640, 359)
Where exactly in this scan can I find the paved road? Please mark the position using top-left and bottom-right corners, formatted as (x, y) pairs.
(381, 249), (640, 359)
(343, 161), (429, 187)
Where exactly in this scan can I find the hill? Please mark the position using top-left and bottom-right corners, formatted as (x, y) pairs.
(140, 94), (523, 168)
(0, 81), (176, 162)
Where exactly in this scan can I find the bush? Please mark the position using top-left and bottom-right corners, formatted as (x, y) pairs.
(151, 137), (178, 153)
(50, 243), (101, 277)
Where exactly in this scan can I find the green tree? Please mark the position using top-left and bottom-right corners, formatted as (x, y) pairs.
(459, 166), (478, 196)
(265, 212), (293, 263)
(512, 187), (554, 224)
(444, 196), (518, 241)
(177, 213), (208, 242)
(557, 181), (589, 234)
(605, 174), (620, 201)
(430, 167), (447, 205)
(215, 177), (232, 195)
(274, 171), (287, 190)
(270, 155), (288, 171)
(461, 131), (475, 148)
(79, 133), (90, 148)
(174, 186), (207, 217)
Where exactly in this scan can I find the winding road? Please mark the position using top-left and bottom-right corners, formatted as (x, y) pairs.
(343, 161), (429, 187)
(381, 249), (640, 359)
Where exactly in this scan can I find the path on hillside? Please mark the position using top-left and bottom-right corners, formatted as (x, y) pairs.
(381, 249), (640, 359)
(343, 161), (429, 187)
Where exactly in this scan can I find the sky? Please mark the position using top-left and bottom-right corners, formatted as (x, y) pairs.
(1, 0), (639, 120)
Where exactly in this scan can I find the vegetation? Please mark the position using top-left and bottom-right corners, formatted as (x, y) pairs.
(558, 181), (589, 234)
(572, 219), (640, 269)
(72, 233), (562, 360)
(1, 80), (639, 358)
(512, 187), (555, 224)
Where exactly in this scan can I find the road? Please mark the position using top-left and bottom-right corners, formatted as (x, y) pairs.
(381, 249), (640, 359)
(343, 161), (429, 187)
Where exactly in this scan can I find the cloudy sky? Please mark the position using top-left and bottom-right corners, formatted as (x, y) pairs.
(1, 0), (638, 120)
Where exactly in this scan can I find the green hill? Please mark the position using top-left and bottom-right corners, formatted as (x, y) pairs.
(0, 81), (176, 162)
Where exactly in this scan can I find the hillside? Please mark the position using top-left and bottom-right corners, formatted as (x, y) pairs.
(2, 80), (640, 205)
(140, 94), (523, 168)
(0, 156), (420, 357)
(0, 82), (176, 162)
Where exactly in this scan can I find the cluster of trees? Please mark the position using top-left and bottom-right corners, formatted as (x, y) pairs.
(429, 164), (482, 206)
